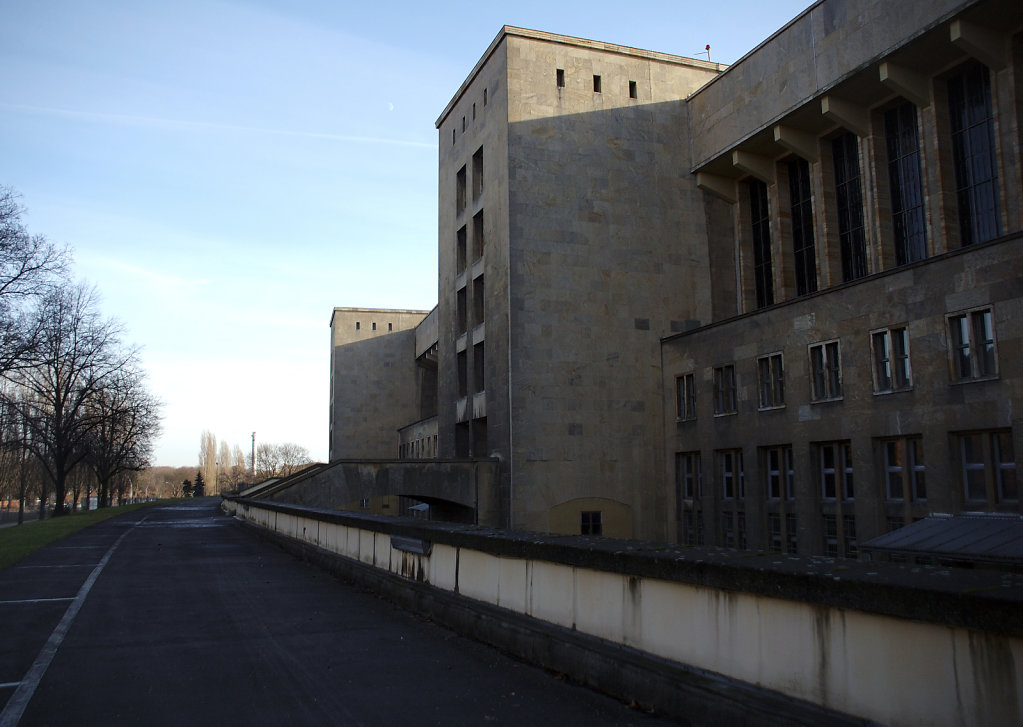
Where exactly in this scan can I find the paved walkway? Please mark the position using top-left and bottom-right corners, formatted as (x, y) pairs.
(0, 499), (679, 726)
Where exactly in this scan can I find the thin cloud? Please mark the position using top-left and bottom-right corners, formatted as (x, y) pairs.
(1, 103), (437, 149)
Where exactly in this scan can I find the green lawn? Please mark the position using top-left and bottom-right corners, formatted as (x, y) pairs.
(0, 499), (182, 571)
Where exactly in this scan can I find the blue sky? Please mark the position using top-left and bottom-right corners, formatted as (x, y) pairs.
(1, 0), (810, 466)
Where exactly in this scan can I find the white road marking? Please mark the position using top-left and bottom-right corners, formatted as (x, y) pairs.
(0, 517), (146, 727)
(0, 598), (74, 605)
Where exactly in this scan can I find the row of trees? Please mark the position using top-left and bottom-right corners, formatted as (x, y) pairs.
(0, 186), (161, 519)
(196, 430), (312, 494)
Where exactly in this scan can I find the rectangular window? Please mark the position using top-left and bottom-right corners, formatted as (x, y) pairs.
(456, 165), (467, 214)
(885, 101), (927, 265)
(472, 211), (484, 261)
(823, 514), (839, 556)
(471, 417), (487, 457)
(372, 322), (376, 331)
(581, 511), (602, 535)
(456, 350), (468, 398)
(593, 75), (601, 93)
(757, 353), (784, 409)
(871, 326), (911, 392)
(809, 341), (842, 401)
(676, 451), (702, 499)
(472, 102), (476, 120)
(832, 132), (868, 281)
(948, 307), (997, 381)
(675, 373), (695, 421)
(556, 68), (565, 88)
(883, 437), (926, 501)
(456, 226), (467, 274)
(819, 441), (854, 501)
(764, 446), (794, 500)
(473, 342), (485, 393)
(960, 430), (1017, 504)
(355, 321), (360, 331)
(472, 147), (484, 199)
(472, 275), (484, 326)
(788, 157), (817, 296)
(456, 287), (467, 334)
(713, 365), (737, 415)
(948, 60), (1001, 246)
(628, 80), (637, 99)
(483, 88), (488, 106)
(683, 510), (705, 546)
(719, 449), (744, 500)
(748, 179), (774, 308)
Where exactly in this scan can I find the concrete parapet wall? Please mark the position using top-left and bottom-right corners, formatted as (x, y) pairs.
(261, 458), (501, 526)
(223, 497), (1023, 727)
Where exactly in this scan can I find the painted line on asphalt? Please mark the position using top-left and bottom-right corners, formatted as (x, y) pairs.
(0, 684), (19, 691)
(0, 517), (148, 727)
(0, 598), (74, 605)
(17, 564), (100, 569)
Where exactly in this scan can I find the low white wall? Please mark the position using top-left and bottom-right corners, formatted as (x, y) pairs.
(225, 499), (1023, 727)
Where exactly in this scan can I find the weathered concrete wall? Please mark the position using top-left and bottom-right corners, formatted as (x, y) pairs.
(224, 498), (1023, 727)
(263, 458), (502, 526)
(330, 330), (419, 460)
(433, 27), (725, 540)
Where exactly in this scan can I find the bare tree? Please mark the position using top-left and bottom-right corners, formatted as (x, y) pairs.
(3, 283), (135, 514)
(0, 186), (70, 374)
(84, 366), (161, 508)
(277, 442), (312, 477)
(254, 441), (312, 479)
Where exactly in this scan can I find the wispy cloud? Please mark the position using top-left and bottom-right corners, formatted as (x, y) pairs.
(0, 103), (437, 149)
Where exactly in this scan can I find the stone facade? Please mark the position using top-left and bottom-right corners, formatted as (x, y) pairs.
(328, 307), (431, 460)
(329, 0), (1023, 553)
(435, 28), (724, 538)
(665, 0), (1023, 555)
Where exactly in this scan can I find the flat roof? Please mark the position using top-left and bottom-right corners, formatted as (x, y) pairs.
(436, 26), (725, 128)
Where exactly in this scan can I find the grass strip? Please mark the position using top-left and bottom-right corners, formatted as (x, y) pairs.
(0, 499), (183, 571)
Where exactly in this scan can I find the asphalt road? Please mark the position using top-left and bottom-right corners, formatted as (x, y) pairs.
(0, 498), (680, 727)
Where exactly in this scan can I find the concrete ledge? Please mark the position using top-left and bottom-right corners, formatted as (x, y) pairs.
(228, 496), (1023, 638)
(241, 519), (875, 727)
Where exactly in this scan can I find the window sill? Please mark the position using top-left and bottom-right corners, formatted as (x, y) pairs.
(872, 386), (914, 396)
(713, 411), (738, 418)
(757, 404), (786, 412)
(810, 396), (844, 404)
(950, 374), (1000, 385)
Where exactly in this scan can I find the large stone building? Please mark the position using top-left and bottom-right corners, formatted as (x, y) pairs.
(328, 0), (1023, 555)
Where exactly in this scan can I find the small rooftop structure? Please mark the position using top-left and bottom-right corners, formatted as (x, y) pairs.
(861, 513), (1023, 570)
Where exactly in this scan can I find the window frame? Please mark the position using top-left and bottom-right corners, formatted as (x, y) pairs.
(884, 100), (928, 265)
(756, 352), (785, 410)
(882, 436), (926, 502)
(870, 325), (912, 393)
(818, 441), (854, 501)
(718, 449), (745, 500)
(808, 340), (842, 402)
(947, 306), (997, 382)
(675, 372), (696, 421)
(675, 451), (702, 500)
(713, 364), (737, 416)
(946, 60), (1001, 246)
(959, 430), (1017, 505)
